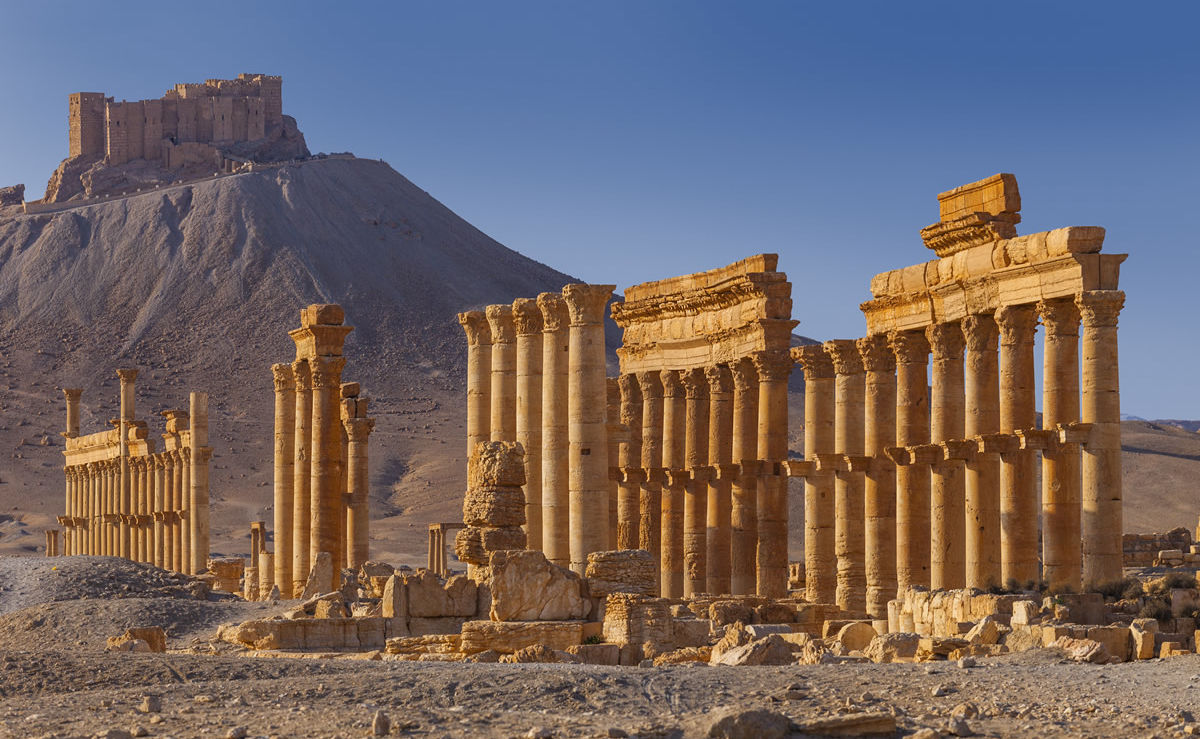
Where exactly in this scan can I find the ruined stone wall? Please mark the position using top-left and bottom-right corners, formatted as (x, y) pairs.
(69, 92), (107, 158)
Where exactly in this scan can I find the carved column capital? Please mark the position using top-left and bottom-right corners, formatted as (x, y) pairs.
(536, 292), (569, 332)
(660, 369), (684, 398)
(705, 364), (733, 394)
(511, 298), (544, 336)
(62, 388), (83, 402)
(729, 357), (758, 393)
(857, 334), (895, 373)
(310, 356), (347, 389)
(562, 283), (615, 326)
(1038, 298), (1081, 337)
(485, 304), (515, 344)
(888, 329), (931, 365)
(163, 452), (176, 469)
(925, 322), (965, 361)
(343, 417), (375, 443)
(457, 310), (492, 346)
(292, 359), (312, 392)
(791, 345), (833, 379)
(1076, 290), (1125, 328)
(995, 304), (1038, 346)
(618, 374), (642, 421)
(272, 363), (296, 393)
(116, 368), (139, 384)
(823, 339), (864, 375)
(961, 314), (999, 353)
(750, 350), (793, 383)
(636, 370), (663, 399)
(680, 368), (708, 399)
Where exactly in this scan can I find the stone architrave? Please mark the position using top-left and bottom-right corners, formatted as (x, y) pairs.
(705, 364), (733, 596)
(512, 298), (544, 551)
(485, 304), (517, 442)
(890, 330), (931, 591)
(825, 339), (866, 613)
(858, 334), (896, 620)
(681, 368), (709, 597)
(752, 350), (791, 598)
(1039, 297), (1082, 590)
(537, 293), (570, 565)
(996, 305), (1039, 586)
(660, 369), (686, 597)
(793, 345), (835, 604)
(457, 311), (492, 458)
(962, 314), (1001, 589)
(927, 322), (966, 590)
(728, 358), (759, 596)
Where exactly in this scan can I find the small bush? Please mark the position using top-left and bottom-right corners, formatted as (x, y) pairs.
(1093, 577), (1144, 600)
(1138, 599), (1173, 622)
(1162, 572), (1197, 590)
(583, 634), (604, 645)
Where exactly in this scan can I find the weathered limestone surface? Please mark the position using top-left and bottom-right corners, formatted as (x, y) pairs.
(456, 441), (528, 567)
(485, 549), (587, 621)
(584, 549), (658, 598)
(459, 620), (583, 655)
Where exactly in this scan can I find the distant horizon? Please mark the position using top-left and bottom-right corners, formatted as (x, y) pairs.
(1, 2), (1196, 418)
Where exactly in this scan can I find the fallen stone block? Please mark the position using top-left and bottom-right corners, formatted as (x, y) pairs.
(793, 711), (897, 737)
(1052, 636), (1112, 664)
(836, 622), (878, 652)
(107, 627), (167, 653)
(864, 632), (920, 663)
(484, 549), (586, 621)
(651, 646), (711, 666)
(584, 549), (657, 597)
(567, 643), (621, 666)
(711, 634), (793, 666)
(706, 707), (790, 739)
(459, 620), (583, 655)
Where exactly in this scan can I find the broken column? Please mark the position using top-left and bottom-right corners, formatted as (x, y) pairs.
(454, 441), (527, 567)
(342, 384), (374, 570)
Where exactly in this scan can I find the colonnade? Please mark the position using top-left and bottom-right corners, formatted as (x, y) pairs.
(59, 374), (210, 574)
(427, 522), (465, 576)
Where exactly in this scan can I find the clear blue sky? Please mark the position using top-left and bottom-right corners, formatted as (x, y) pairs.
(1, 2), (1196, 417)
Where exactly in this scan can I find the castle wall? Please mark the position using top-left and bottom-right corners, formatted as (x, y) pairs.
(69, 93), (107, 158)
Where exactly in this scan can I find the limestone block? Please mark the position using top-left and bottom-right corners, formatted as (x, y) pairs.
(487, 550), (586, 621)
(381, 574), (407, 620)
(1171, 588), (1200, 616)
(444, 575), (479, 617)
(566, 643), (621, 666)
(755, 603), (798, 624)
(651, 646), (711, 666)
(385, 634), (461, 655)
(299, 552), (333, 600)
(584, 549), (657, 597)
(965, 616), (1001, 646)
(459, 620), (584, 654)
(500, 644), (580, 664)
(1003, 625), (1041, 653)
(778, 632), (814, 651)
(107, 627), (167, 653)
(106, 637), (152, 653)
(792, 713), (897, 738)
(1010, 600), (1040, 626)
(1160, 641), (1189, 658)
(352, 602), (382, 618)
(744, 624), (792, 639)
(863, 633), (920, 663)
(916, 637), (969, 661)
(1043, 593), (1105, 625)
(711, 634), (794, 666)
(706, 707), (791, 739)
(454, 526), (527, 566)
(1087, 625), (1131, 662)
(407, 617), (469, 637)
(356, 618), (387, 649)
(672, 619), (713, 648)
(208, 557), (245, 594)
(463, 487), (526, 528)
(314, 600), (348, 618)
(836, 622), (878, 652)
(468, 440), (526, 489)
(302, 303), (345, 327)
(603, 593), (675, 665)
(1053, 636), (1112, 664)
(709, 600), (755, 629)
(404, 570), (478, 618)
(710, 624), (751, 663)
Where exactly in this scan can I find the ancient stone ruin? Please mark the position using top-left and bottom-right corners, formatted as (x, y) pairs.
(57, 369), (211, 573)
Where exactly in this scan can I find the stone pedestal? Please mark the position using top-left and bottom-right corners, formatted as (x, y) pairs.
(858, 335), (896, 619)
(794, 345), (835, 604)
(271, 363), (296, 596)
(962, 314), (1001, 589)
(513, 298), (544, 551)
(1039, 298), (1082, 590)
(537, 293), (570, 565)
(891, 330), (931, 590)
(927, 323), (965, 590)
(728, 358), (758, 596)
(996, 305), (1039, 585)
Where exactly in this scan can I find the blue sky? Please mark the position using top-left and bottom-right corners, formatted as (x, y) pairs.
(1, 2), (1196, 417)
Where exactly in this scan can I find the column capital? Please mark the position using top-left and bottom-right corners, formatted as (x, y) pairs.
(116, 368), (139, 384)
(961, 313), (999, 353)
(995, 304), (1038, 345)
(1076, 290), (1125, 328)
(152, 454), (165, 470)
(635, 370), (663, 399)
(292, 358), (312, 391)
(729, 357), (758, 392)
(457, 310), (492, 346)
(704, 364), (733, 394)
(660, 368), (684, 398)
(680, 368), (708, 399)
(310, 355), (347, 389)
(272, 363), (296, 392)
(343, 417), (376, 442)
(511, 298), (544, 336)
(926, 322), (965, 360)
(857, 334), (895, 373)
(751, 350), (793, 382)
(823, 339), (864, 375)
(562, 283), (615, 326)
(62, 388), (83, 402)
(791, 345), (834, 379)
(889, 329), (931, 365)
(536, 292), (569, 332)
(1038, 297), (1081, 337)
(485, 304), (516, 343)
(617, 373), (642, 403)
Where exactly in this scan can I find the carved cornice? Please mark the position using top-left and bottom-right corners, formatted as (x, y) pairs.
(511, 298), (543, 336)
(485, 304), (516, 343)
(888, 330), (930, 365)
(1038, 297), (1081, 337)
(823, 340), (864, 376)
(562, 283), (615, 326)
(925, 322), (965, 361)
(1076, 290), (1125, 329)
(919, 212), (1019, 258)
(457, 310), (492, 346)
(751, 350), (793, 382)
(791, 345), (833, 379)
(612, 279), (791, 326)
(536, 292), (569, 333)
(857, 334), (895, 373)
(995, 304), (1038, 346)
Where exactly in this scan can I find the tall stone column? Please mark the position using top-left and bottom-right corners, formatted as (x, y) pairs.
(636, 371), (664, 585)
(996, 305), (1039, 585)
(117, 368), (137, 559)
(890, 330), (931, 590)
(962, 314), (1001, 588)
(190, 392), (211, 575)
(927, 322), (966, 590)
(162, 454), (175, 568)
(486, 304), (517, 442)
(513, 298), (544, 551)
(63, 388), (82, 438)
(138, 458), (150, 562)
(660, 369), (686, 597)
(706, 364), (733, 596)
(86, 462), (97, 555)
(752, 350), (792, 597)
(681, 369), (710, 596)
(1039, 298), (1082, 590)
(153, 456), (165, 568)
(458, 311), (493, 458)
(606, 380), (622, 549)
(1078, 290), (1126, 586)
(562, 283), (615, 575)
(826, 340), (866, 612)
(728, 358), (759, 595)
(344, 416), (375, 570)
(858, 335), (896, 619)
(292, 360), (312, 595)
(537, 293), (570, 565)
(794, 345), (835, 604)
(310, 356), (347, 591)
(271, 363), (296, 597)
(617, 374), (643, 550)
(181, 448), (192, 573)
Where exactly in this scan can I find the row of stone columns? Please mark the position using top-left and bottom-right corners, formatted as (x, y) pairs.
(797, 290), (1125, 618)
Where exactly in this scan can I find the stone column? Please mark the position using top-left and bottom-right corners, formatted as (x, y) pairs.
(457, 311), (492, 458)
(63, 388), (82, 438)
(606, 380), (622, 549)
(1078, 290), (1126, 586)
(793, 346), (835, 604)
(537, 293), (570, 565)
(681, 369), (710, 597)
(180, 450), (191, 572)
(617, 374), (643, 550)
(636, 371), (664, 586)
(927, 322), (966, 590)
(826, 340), (866, 612)
(706, 364), (733, 596)
(87, 462), (97, 555)
(291, 360), (312, 595)
(513, 298), (544, 551)
(153, 456), (165, 568)
(139, 458), (151, 562)
(660, 369), (686, 597)
(271, 363), (296, 598)
(890, 330), (931, 590)
(62, 466), (73, 555)
(752, 350), (792, 597)
(117, 368), (137, 559)
(962, 314), (1001, 589)
(1039, 298), (1082, 590)
(190, 392), (211, 575)
(163, 454), (176, 568)
(310, 356), (347, 591)
(729, 358), (759, 595)
(344, 416), (374, 570)
(562, 283), (615, 575)
(486, 304), (517, 442)
(996, 305), (1039, 585)
(858, 335), (896, 619)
